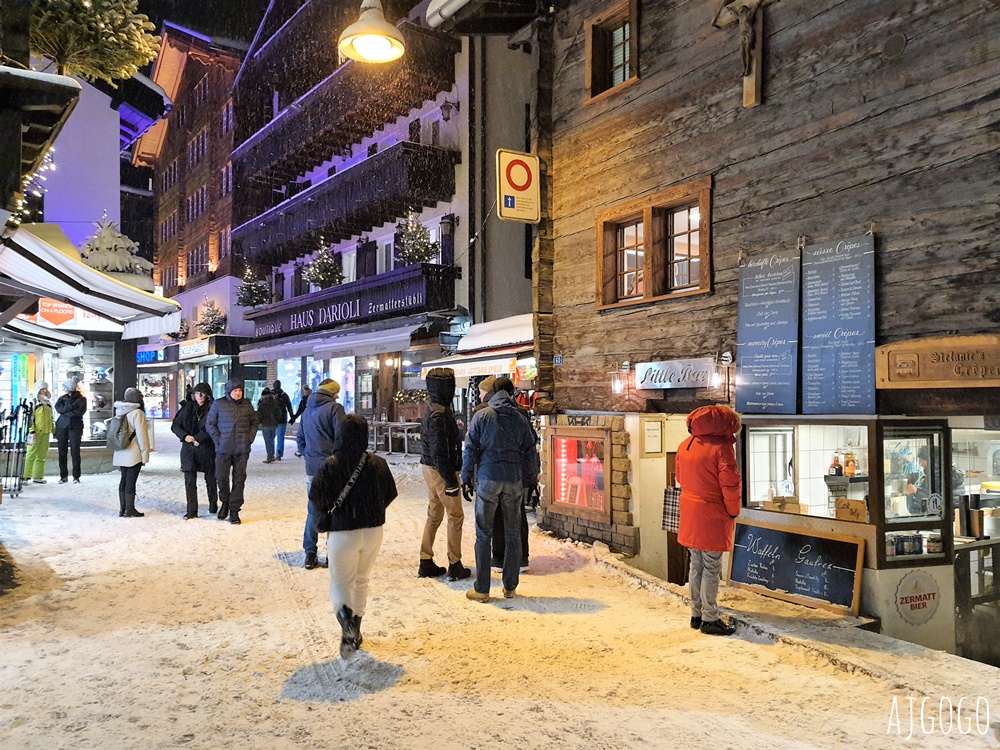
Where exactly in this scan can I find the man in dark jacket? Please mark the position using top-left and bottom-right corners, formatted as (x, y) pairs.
(257, 387), (280, 463)
(271, 379), (295, 460)
(206, 378), (259, 525)
(54, 379), (87, 484)
(418, 368), (470, 581)
(462, 383), (537, 603)
(474, 377), (536, 572)
(171, 382), (217, 519)
(296, 379), (346, 569)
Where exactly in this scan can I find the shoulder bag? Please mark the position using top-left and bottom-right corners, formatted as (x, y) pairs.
(327, 452), (369, 521)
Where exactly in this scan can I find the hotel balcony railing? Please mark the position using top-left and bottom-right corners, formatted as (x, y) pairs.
(233, 141), (459, 266)
(233, 21), (460, 188)
(243, 262), (458, 340)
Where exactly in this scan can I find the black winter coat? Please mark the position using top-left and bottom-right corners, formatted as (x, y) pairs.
(206, 395), (259, 455)
(420, 370), (461, 487)
(272, 387), (294, 424)
(171, 399), (216, 472)
(55, 391), (87, 430)
(257, 393), (280, 428)
(309, 450), (397, 532)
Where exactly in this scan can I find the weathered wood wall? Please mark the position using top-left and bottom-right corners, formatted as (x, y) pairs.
(548, 0), (1000, 412)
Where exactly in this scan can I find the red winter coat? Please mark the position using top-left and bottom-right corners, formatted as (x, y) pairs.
(676, 405), (742, 552)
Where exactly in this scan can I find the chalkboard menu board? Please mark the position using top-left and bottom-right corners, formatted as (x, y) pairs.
(736, 248), (800, 414)
(727, 520), (865, 615)
(801, 235), (876, 414)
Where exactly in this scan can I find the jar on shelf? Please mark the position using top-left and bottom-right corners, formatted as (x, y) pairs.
(843, 451), (857, 478)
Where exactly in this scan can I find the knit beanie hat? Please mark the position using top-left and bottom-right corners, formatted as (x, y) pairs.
(123, 387), (142, 403)
(478, 376), (496, 395)
(61, 379), (76, 392)
(319, 379), (341, 396)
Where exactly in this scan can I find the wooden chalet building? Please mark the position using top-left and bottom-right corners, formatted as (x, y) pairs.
(472, 0), (999, 658)
(132, 22), (251, 412)
(231, 0), (535, 423)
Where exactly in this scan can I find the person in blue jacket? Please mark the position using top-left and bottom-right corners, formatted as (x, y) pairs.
(296, 379), (346, 569)
(461, 380), (537, 603)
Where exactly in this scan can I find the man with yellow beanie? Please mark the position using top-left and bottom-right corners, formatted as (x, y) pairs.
(297, 378), (346, 569)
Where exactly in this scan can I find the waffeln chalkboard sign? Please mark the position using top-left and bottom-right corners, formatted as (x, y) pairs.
(727, 520), (865, 615)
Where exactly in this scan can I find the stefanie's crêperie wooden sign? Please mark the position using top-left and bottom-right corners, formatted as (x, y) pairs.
(876, 334), (1000, 389)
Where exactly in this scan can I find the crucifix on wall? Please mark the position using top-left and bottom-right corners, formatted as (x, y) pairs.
(712, 0), (764, 108)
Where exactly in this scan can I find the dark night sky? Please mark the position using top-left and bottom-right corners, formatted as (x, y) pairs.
(137, 0), (271, 42)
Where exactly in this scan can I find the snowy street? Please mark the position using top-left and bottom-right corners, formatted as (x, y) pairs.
(1, 423), (998, 749)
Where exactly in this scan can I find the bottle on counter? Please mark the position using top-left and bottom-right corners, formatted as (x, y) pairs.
(844, 451), (856, 478)
(829, 454), (843, 476)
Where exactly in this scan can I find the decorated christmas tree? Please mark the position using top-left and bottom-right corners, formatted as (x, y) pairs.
(302, 244), (344, 289)
(236, 267), (270, 307)
(395, 211), (440, 266)
(197, 299), (227, 336)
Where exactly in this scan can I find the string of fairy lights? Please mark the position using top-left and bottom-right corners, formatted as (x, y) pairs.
(9, 149), (57, 227)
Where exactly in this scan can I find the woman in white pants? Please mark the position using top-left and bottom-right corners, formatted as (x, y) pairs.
(309, 414), (397, 658)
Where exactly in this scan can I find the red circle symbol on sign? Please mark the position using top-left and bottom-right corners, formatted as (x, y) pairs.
(505, 159), (532, 192)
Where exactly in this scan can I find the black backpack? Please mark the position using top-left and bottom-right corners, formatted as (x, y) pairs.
(106, 414), (134, 451)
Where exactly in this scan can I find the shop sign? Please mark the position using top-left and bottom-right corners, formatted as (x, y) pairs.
(876, 335), (1000, 389)
(136, 349), (164, 364)
(250, 275), (432, 339)
(179, 340), (210, 359)
(634, 358), (717, 390)
(894, 570), (940, 625)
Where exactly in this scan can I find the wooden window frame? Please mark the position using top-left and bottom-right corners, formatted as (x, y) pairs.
(585, 0), (639, 104)
(595, 176), (713, 310)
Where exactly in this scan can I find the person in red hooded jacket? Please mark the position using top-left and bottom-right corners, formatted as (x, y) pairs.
(676, 404), (742, 636)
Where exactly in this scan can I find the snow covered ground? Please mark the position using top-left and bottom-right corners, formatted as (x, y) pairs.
(1, 422), (998, 749)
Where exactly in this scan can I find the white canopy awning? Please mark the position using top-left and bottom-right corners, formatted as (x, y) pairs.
(420, 345), (533, 379)
(2, 316), (83, 350)
(457, 313), (533, 353)
(239, 324), (422, 364)
(0, 223), (181, 340)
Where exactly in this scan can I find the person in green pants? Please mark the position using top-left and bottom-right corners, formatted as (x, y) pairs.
(23, 382), (54, 484)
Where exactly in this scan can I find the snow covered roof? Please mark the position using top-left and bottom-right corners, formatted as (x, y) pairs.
(456, 313), (533, 353)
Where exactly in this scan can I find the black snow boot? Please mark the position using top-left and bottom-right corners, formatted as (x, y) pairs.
(447, 561), (471, 581)
(118, 491), (126, 517)
(304, 551), (318, 570)
(229, 508), (241, 525)
(217, 501), (229, 520)
(184, 488), (198, 519)
(124, 492), (144, 518)
(418, 559), (447, 578)
(700, 619), (736, 636)
(337, 605), (360, 658)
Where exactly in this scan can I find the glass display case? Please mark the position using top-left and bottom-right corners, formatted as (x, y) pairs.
(743, 417), (953, 569)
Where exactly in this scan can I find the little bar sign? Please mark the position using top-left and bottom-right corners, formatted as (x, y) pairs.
(634, 358), (717, 390)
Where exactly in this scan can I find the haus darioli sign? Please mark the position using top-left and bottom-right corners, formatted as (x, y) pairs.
(249, 286), (427, 339)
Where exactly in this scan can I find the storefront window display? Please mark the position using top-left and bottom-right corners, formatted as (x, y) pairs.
(242, 364), (267, 405)
(550, 429), (609, 520)
(746, 422), (870, 520)
(326, 357), (356, 413)
(277, 357), (304, 403)
(139, 374), (169, 418)
(206, 363), (229, 401)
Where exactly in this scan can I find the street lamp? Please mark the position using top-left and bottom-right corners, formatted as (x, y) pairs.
(339, 0), (405, 63)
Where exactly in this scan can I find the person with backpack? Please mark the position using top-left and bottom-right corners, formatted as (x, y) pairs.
(270, 380), (295, 460)
(257, 387), (280, 463)
(22, 382), (53, 484)
(170, 382), (217, 519)
(111, 387), (151, 518)
(55, 379), (87, 484)
(309, 414), (397, 658)
(206, 378), (259, 525)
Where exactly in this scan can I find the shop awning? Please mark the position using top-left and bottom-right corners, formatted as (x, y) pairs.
(2, 316), (83, 350)
(0, 223), (181, 339)
(312, 325), (422, 359)
(239, 323), (423, 364)
(420, 345), (533, 379)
